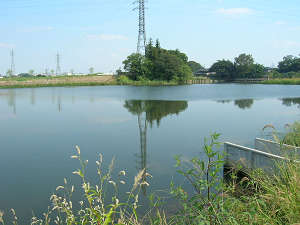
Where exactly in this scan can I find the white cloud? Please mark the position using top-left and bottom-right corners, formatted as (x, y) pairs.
(0, 42), (15, 48)
(19, 26), (54, 32)
(289, 26), (300, 31)
(216, 8), (254, 16)
(87, 34), (128, 41)
(275, 21), (286, 25)
(272, 40), (300, 49)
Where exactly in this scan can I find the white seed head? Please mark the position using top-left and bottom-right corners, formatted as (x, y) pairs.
(56, 186), (64, 191)
(145, 173), (153, 178)
(119, 170), (126, 176)
(75, 145), (81, 155)
(108, 180), (116, 186)
(141, 181), (150, 186)
(72, 171), (80, 176)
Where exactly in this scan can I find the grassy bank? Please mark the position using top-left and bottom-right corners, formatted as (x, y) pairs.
(0, 75), (188, 88)
(0, 75), (117, 89)
(262, 78), (300, 85)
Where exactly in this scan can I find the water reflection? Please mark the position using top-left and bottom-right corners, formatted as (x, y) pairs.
(124, 100), (188, 195)
(0, 89), (78, 114)
(7, 90), (17, 114)
(234, 99), (254, 110)
(216, 99), (254, 110)
(282, 98), (300, 108)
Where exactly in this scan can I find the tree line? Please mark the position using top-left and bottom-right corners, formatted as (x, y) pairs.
(121, 39), (300, 81)
(121, 39), (193, 82)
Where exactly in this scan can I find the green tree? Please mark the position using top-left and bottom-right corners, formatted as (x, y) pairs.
(188, 61), (204, 74)
(234, 53), (255, 78)
(28, 69), (34, 76)
(123, 53), (151, 80)
(50, 69), (55, 75)
(278, 55), (296, 73)
(124, 41), (192, 82)
(89, 67), (94, 74)
(249, 63), (265, 78)
(209, 60), (234, 80)
(6, 69), (13, 77)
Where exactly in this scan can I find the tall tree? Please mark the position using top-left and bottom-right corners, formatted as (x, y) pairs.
(209, 60), (234, 80)
(89, 67), (94, 74)
(123, 53), (151, 80)
(188, 61), (204, 73)
(234, 53), (255, 78)
(6, 69), (13, 77)
(278, 55), (296, 73)
(28, 69), (34, 76)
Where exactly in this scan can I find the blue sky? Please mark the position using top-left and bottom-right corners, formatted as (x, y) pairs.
(0, 0), (300, 74)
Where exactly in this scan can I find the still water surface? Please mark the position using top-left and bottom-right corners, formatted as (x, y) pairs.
(0, 84), (300, 223)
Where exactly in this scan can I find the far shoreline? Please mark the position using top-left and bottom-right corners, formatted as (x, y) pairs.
(1, 75), (300, 89)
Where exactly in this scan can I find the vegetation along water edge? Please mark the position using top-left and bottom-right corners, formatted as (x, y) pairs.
(1, 122), (299, 225)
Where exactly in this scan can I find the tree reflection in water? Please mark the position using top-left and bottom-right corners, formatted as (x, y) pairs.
(282, 98), (300, 108)
(124, 100), (188, 195)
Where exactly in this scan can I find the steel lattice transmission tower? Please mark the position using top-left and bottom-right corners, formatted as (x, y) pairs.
(10, 49), (15, 76)
(136, 0), (146, 54)
(56, 52), (61, 76)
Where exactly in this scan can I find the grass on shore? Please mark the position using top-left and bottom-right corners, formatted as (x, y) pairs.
(1, 126), (299, 225)
(0, 75), (187, 89)
(263, 78), (300, 85)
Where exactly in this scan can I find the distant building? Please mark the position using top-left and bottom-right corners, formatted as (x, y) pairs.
(194, 68), (216, 76)
(264, 67), (276, 73)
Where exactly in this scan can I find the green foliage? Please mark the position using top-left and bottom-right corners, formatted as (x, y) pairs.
(28, 69), (34, 76)
(278, 55), (300, 73)
(89, 67), (94, 74)
(171, 133), (226, 224)
(234, 53), (264, 78)
(124, 100), (188, 127)
(188, 61), (204, 73)
(209, 60), (234, 80)
(171, 132), (300, 225)
(283, 121), (300, 147)
(263, 78), (300, 85)
(122, 40), (193, 82)
(123, 53), (151, 81)
(6, 69), (13, 77)
(209, 53), (265, 80)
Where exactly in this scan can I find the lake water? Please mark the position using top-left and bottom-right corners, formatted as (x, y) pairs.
(0, 84), (300, 223)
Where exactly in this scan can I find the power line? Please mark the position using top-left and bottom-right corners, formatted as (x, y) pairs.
(136, 0), (146, 55)
(10, 49), (15, 76)
(56, 52), (61, 75)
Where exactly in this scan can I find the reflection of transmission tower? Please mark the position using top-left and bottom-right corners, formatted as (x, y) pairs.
(56, 52), (61, 75)
(10, 49), (15, 76)
(136, 0), (146, 54)
(137, 106), (148, 195)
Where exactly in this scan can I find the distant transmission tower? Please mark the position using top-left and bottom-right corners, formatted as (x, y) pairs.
(56, 52), (61, 75)
(136, 0), (146, 54)
(10, 49), (15, 76)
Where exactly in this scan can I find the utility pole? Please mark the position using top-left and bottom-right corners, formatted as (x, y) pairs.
(135, 0), (146, 55)
(56, 52), (61, 76)
(10, 49), (15, 76)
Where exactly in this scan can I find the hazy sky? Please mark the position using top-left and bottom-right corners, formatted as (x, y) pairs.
(0, 0), (300, 74)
